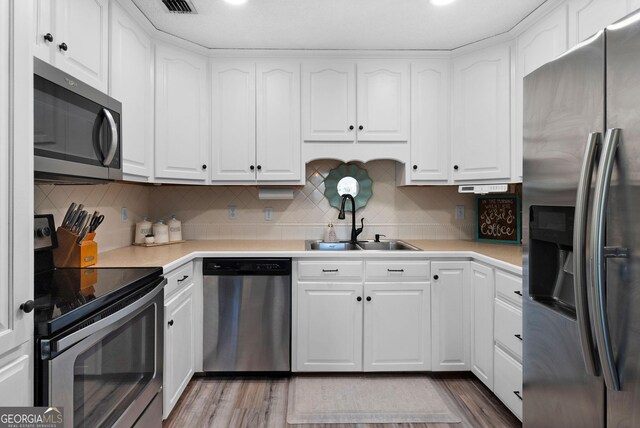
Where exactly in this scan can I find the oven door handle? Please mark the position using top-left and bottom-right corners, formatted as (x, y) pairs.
(52, 278), (166, 354)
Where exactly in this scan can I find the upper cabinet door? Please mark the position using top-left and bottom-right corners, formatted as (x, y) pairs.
(568, 0), (628, 46)
(55, 0), (109, 92)
(110, 3), (154, 181)
(410, 60), (450, 181)
(211, 62), (256, 182)
(452, 43), (511, 181)
(256, 63), (302, 182)
(356, 61), (409, 142)
(155, 44), (209, 182)
(33, 0), (56, 62)
(302, 62), (356, 143)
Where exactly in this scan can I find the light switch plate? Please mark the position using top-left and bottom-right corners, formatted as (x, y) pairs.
(455, 205), (465, 220)
(121, 207), (128, 223)
(265, 207), (273, 221)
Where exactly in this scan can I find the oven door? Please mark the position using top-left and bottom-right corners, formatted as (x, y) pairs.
(47, 280), (164, 428)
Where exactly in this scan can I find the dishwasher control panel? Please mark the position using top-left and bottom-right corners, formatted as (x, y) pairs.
(203, 258), (292, 275)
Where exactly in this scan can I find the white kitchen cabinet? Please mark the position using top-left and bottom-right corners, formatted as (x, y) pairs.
(302, 61), (357, 142)
(256, 63), (302, 182)
(211, 62), (301, 183)
(568, 0), (629, 47)
(33, 0), (109, 92)
(1, 0), (33, 403)
(363, 282), (431, 371)
(452, 43), (511, 182)
(211, 62), (256, 182)
(110, 2), (154, 181)
(162, 262), (202, 419)
(470, 262), (495, 389)
(494, 345), (523, 420)
(514, 5), (568, 180)
(357, 61), (410, 142)
(431, 261), (470, 371)
(407, 59), (450, 182)
(302, 60), (409, 163)
(154, 43), (209, 182)
(295, 282), (363, 372)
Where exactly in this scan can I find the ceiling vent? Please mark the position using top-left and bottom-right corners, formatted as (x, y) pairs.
(162, 0), (197, 14)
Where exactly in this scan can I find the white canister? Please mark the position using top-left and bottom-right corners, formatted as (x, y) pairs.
(152, 220), (169, 244)
(168, 215), (182, 242)
(135, 217), (153, 244)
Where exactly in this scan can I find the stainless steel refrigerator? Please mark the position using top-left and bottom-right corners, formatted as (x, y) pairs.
(523, 9), (640, 427)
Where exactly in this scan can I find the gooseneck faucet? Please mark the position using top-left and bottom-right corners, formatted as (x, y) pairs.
(338, 194), (364, 244)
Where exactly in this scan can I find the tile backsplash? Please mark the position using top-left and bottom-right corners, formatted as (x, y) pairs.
(34, 160), (477, 253)
(149, 160), (476, 242)
(34, 182), (150, 252)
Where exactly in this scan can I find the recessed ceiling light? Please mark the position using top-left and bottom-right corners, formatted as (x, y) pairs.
(225, 0), (247, 4)
(430, 0), (456, 6)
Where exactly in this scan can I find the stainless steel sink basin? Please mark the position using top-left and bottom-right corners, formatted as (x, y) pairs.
(305, 239), (419, 251)
(305, 241), (361, 251)
(357, 240), (420, 251)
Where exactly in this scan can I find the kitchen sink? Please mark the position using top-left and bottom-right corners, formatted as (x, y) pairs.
(305, 239), (420, 251)
(357, 240), (420, 251)
(306, 241), (361, 251)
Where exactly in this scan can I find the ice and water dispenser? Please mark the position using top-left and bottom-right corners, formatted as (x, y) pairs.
(529, 206), (577, 318)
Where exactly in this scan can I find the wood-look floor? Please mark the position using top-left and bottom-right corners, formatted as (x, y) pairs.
(164, 373), (522, 428)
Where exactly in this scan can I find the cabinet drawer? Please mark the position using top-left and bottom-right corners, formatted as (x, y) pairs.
(495, 270), (522, 307)
(165, 262), (194, 299)
(495, 299), (522, 360)
(298, 260), (363, 281)
(494, 346), (523, 420)
(365, 260), (430, 281)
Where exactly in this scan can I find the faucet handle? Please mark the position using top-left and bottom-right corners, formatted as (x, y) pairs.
(375, 234), (386, 243)
(356, 217), (365, 238)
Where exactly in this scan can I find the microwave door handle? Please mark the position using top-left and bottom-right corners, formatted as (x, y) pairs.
(101, 108), (118, 166)
(590, 128), (621, 391)
(574, 132), (600, 376)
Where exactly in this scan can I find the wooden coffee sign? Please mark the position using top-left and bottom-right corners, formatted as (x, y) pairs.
(475, 195), (521, 244)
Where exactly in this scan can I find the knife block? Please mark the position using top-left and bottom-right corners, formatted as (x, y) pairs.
(53, 227), (98, 268)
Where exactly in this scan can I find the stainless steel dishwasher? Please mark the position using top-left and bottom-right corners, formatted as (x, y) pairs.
(202, 258), (291, 372)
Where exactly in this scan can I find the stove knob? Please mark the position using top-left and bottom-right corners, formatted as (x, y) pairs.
(20, 300), (35, 313)
(36, 226), (51, 238)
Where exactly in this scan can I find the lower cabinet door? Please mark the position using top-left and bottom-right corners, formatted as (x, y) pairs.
(470, 262), (495, 389)
(295, 282), (363, 371)
(0, 342), (32, 406)
(363, 282), (430, 371)
(431, 261), (470, 371)
(163, 283), (195, 419)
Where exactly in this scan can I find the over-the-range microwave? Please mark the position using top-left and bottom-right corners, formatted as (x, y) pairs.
(34, 57), (122, 183)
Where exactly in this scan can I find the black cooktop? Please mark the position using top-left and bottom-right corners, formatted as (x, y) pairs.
(34, 266), (162, 336)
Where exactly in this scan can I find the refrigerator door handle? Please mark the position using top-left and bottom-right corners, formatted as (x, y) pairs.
(590, 127), (622, 391)
(574, 131), (601, 376)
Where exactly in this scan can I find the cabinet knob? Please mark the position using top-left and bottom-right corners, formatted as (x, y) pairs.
(250, 165), (255, 171)
(349, 125), (354, 130)
(44, 33), (54, 43)
(433, 274), (439, 280)
(202, 164), (207, 170)
(58, 42), (68, 52)
(257, 165), (262, 170)
(357, 296), (362, 302)
(20, 300), (35, 313)
(453, 165), (459, 171)
(168, 320), (174, 326)
(366, 296), (372, 302)
(358, 125), (364, 131)
(413, 165), (418, 170)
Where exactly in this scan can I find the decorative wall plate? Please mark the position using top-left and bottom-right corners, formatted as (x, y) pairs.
(324, 163), (373, 211)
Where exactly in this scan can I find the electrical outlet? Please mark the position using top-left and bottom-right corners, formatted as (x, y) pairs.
(121, 207), (128, 223)
(265, 207), (273, 221)
(455, 205), (465, 220)
(228, 206), (237, 219)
